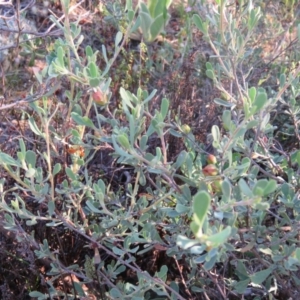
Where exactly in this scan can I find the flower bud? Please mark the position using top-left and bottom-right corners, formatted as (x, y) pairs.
(211, 180), (222, 193)
(207, 154), (217, 165)
(92, 88), (108, 106)
(202, 164), (218, 176)
(181, 124), (191, 134)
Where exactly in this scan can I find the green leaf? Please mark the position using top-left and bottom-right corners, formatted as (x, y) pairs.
(89, 77), (101, 88)
(253, 92), (268, 112)
(211, 125), (220, 143)
(253, 179), (276, 196)
(191, 191), (211, 237)
(234, 127), (247, 139)
(254, 202), (269, 210)
(65, 167), (76, 180)
(203, 253), (217, 270)
(48, 200), (55, 216)
(222, 110), (232, 130)
(17, 151), (25, 162)
(175, 150), (187, 169)
(279, 73), (286, 88)
(206, 62), (213, 70)
(140, 135), (148, 151)
(71, 112), (95, 128)
(148, 0), (157, 17)
(115, 31), (123, 48)
(206, 69), (215, 80)
(247, 120), (259, 129)
(117, 133), (131, 150)
(73, 282), (85, 297)
(25, 168), (35, 178)
(234, 279), (251, 294)
(140, 2), (150, 14)
(193, 14), (208, 35)
(19, 139), (26, 155)
(175, 203), (189, 213)
(149, 13), (166, 42)
(88, 61), (99, 78)
(248, 86), (256, 103)
(139, 11), (152, 40)
(26, 150), (37, 168)
(253, 185), (264, 196)
(142, 89), (157, 104)
(112, 246), (125, 256)
(176, 235), (199, 249)
(28, 117), (44, 136)
(264, 179), (277, 194)
(102, 45), (108, 64)
(206, 226), (231, 247)
(128, 114), (135, 146)
(160, 97), (169, 120)
(250, 267), (273, 285)
(120, 87), (134, 109)
(131, 15), (141, 34)
(85, 45), (93, 57)
(243, 99), (250, 118)
(0, 153), (20, 167)
(112, 135), (131, 158)
(214, 98), (234, 108)
(170, 281), (179, 299)
(294, 248), (300, 262)
(56, 46), (65, 67)
(127, 9), (135, 22)
(239, 179), (253, 197)
(236, 261), (249, 280)
(221, 179), (231, 199)
(110, 288), (123, 298)
(156, 265), (168, 281)
(155, 0), (168, 18)
(86, 200), (103, 213)
(53, 163), (61, 176)
(29, 291), (48, 299)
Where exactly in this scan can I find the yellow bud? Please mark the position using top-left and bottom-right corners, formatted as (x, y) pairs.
(181, 124), (191, 134)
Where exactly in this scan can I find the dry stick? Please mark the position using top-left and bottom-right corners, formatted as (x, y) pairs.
(97, 269), (123, 295)
(256, 136), (284, 173)
(173, 255), (193, 299)
(160, 132), (168, 165)
(204, 268), (227, 300)
(45, 102), (61, 201)
(54, 210), (186, 300)
(202, 288), (211, 300)
(251, 160), (285, 183)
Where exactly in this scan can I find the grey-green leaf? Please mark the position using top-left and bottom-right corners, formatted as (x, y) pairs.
(193, 191), (211, 230)
(0, 153), (20, 167)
